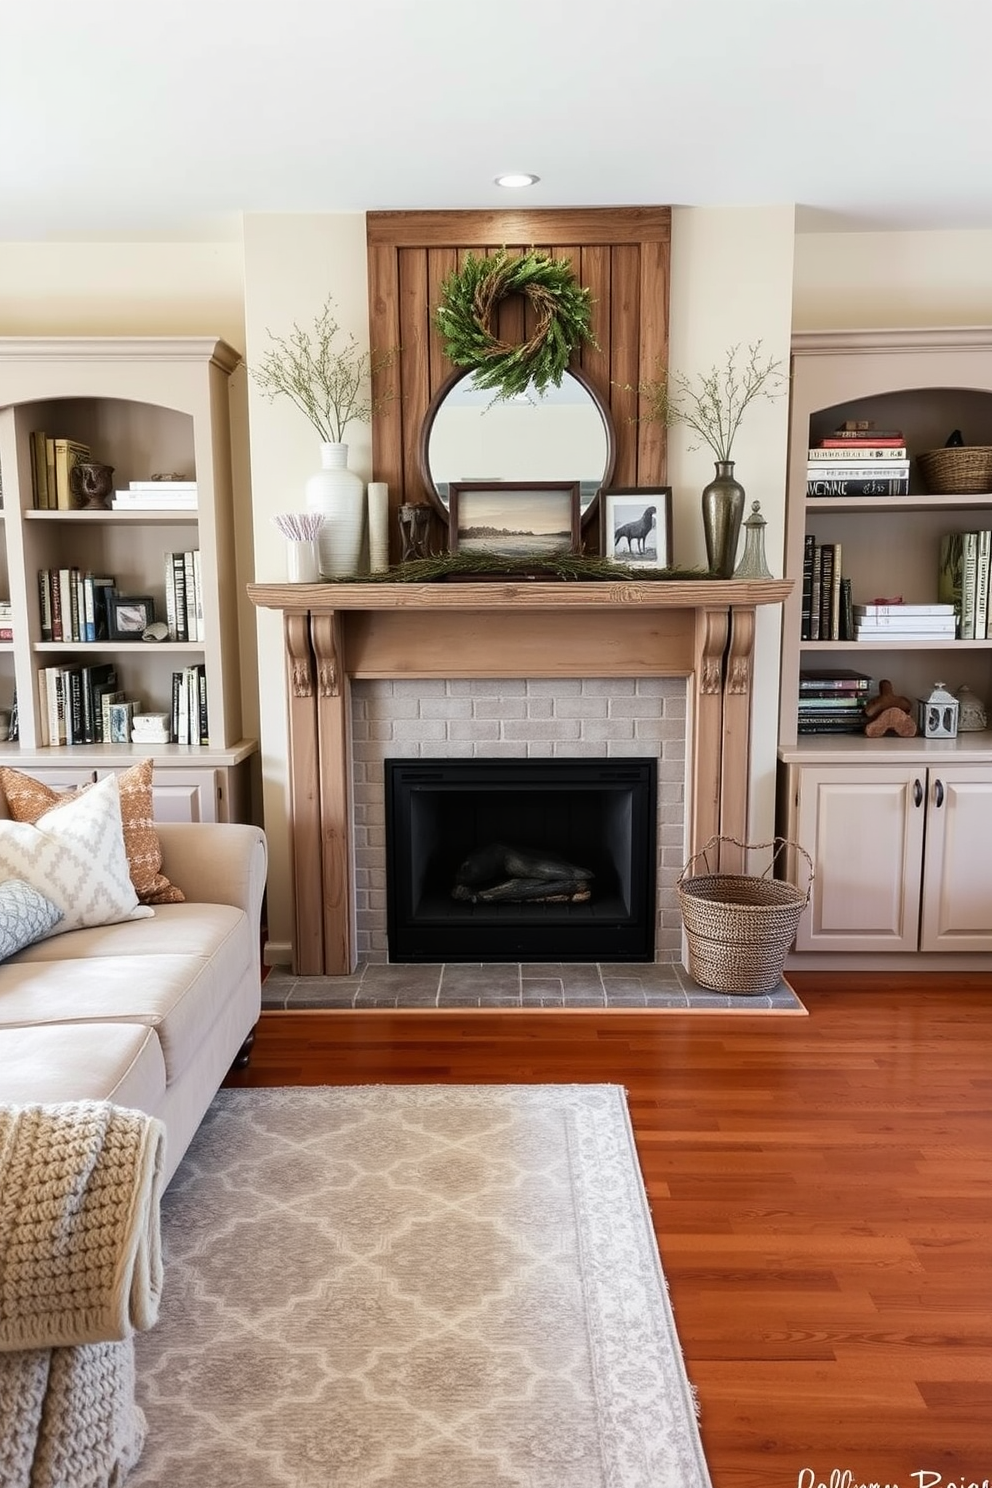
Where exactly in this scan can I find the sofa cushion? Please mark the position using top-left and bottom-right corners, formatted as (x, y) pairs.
(0, 1022), (167, 1111)
(0, 879), (64, 959)
(0, 774), (153, 936)
(0, 904), (252, 1084)
(0, 758), (185, 906)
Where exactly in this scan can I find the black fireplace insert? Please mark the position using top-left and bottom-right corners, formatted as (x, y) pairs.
(385, 757), (657, 962)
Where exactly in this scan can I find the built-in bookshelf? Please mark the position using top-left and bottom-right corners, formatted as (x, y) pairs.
(778, 328), (992, 967)
(0, 337), (256, 820)
(780, 328), (992, 752)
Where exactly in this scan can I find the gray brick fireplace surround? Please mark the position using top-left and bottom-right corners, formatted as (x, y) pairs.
(349, 676), (687, 964)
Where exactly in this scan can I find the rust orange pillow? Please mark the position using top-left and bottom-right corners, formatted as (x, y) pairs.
(0, 759), (185, 905)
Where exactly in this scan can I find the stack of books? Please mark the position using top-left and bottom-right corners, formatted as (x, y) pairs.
(798, 668), (874, 735)
(111, 480), (198, 511)
(38, 570), (115, 643)
(853, 602), (957, 642)
(163, 550), (203, 641)
(29, 431), (92, 510)
(37, 662), (122, 747)
(807, 421), (910, 497)
(938, 531), (992, 639)
(801, 536), (853, 640)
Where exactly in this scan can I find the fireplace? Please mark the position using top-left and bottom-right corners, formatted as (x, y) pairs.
(385, 757), (657, 962)
(247, 577), (791, 975)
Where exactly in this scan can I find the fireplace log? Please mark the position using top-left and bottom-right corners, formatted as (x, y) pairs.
(454, 876), (594, 904)
(453, 842), (594, 905)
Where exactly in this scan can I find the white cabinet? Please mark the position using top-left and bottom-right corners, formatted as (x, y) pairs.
(778, 328), (992, 967)
(781, 760), (992, 954)
(0, 337), (256, 813)
(6, 759), (248, 823)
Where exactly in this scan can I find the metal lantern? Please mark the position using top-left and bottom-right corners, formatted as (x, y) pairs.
(917, 681), (959, 739)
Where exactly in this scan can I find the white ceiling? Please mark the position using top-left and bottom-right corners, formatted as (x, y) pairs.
(2, 0), (990, 242)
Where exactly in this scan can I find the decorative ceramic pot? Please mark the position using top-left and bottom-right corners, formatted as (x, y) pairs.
(701, 460), (745, 578)
(305, 442), (365, 578)
(70, 460), (115, 510)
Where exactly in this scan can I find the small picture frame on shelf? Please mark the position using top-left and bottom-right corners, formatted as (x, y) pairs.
(447, 481), (581, 557)
(107, 700), (136, 745)
(107, 595), (155, 642)
(602, 487), (673, 569)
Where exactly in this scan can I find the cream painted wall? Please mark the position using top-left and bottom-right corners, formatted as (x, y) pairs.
(794, 229), (992, 330)
(241, 214), (370, 963)
(668, 206), (796, 861)
(238, 209), (797, 958)
(0, 239), (261, 790)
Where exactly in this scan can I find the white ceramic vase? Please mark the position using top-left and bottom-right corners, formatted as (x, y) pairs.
(305, 442), (365, 579)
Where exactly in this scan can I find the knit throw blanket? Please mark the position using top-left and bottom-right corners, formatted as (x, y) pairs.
(0, 1102), (167, 1488)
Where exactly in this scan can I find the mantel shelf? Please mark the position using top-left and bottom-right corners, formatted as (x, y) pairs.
(249, 576), (792, 976)
(248, 578), (792, 613)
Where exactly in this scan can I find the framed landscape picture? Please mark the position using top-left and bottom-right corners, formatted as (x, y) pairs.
(602, 487), (673, 569)
(447, 481), (581, 557)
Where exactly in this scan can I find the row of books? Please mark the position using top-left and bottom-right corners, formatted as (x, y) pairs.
(164, 551), (204, 642)
(38, 570), (115, 643)
(807, 421), (910, 497)
(172, 664), (208, 746)
(37, 662), (123, 746)
(801, 538), (853, 640)
(0, 600), (12, 643)
(797, 668), (874, 735)
(29, 431), (93, 510)
(36, 663), (209, 746)
(111, 480), (198, 512)
(938, 531), (992, 640)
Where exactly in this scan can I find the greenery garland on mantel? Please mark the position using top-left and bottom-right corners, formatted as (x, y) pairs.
(323, 552), (713, 584)
(434, 248), (597, 400)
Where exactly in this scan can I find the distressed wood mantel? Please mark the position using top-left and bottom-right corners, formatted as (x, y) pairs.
(248, 579), (791, 975)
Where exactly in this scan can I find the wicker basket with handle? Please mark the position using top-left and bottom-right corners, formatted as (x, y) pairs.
(677, 836), (814, 994)
(916, 446), (992, 495)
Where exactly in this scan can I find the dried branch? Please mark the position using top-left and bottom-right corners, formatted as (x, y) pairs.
(624, 341), (788, 463)
(251, 296), (397, 444)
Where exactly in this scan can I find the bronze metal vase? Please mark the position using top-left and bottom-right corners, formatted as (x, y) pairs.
(701, 459), (745, 577)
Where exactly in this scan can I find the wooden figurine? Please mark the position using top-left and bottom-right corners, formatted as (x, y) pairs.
(863, 678), (918, 738)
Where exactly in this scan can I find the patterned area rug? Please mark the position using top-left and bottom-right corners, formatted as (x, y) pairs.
(130, 1085), (711, 1488)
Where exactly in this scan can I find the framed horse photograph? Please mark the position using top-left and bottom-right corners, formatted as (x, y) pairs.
(602, 487), (673, 569)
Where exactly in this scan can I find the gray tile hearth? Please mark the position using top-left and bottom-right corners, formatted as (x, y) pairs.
(260, 962), (806, 1013)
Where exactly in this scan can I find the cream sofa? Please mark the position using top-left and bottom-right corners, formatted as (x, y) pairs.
(0, 816), (267, 1186)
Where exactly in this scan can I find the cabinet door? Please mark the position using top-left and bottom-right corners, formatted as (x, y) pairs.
(920, 767), (992, 951)
(94, 764), (220, 823)
(795, 766), (925, 951)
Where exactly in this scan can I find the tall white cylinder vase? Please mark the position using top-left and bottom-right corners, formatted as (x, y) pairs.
(367, 482), (390, 572)
(305, 442), (365, 579)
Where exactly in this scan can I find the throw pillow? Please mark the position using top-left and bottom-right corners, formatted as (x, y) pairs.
(0, 878), (64, 960)
(0, 758), (184, 905)
(0, 773), (154, 935)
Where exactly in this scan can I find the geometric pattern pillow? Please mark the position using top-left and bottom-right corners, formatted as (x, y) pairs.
(0, 773), (154, 936)
(0, 757), (184, 905)
(0, 878), (64, 958)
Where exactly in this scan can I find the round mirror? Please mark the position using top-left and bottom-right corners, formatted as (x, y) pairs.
(419, 366), (616, 521)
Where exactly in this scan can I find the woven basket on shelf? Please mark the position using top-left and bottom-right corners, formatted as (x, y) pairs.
(916, 446), (992, 495)
(677, 836), (814, 995)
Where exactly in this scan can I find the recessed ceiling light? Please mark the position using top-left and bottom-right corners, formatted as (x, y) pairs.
(495, 173), (540, 189)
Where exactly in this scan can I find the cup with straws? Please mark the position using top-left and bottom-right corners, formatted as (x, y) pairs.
(272, 512), (324, 582)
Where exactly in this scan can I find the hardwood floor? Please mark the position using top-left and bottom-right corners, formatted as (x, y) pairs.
(225, 973), (992, 1487)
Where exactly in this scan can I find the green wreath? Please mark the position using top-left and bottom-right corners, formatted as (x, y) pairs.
(434, 248), (596, 400)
